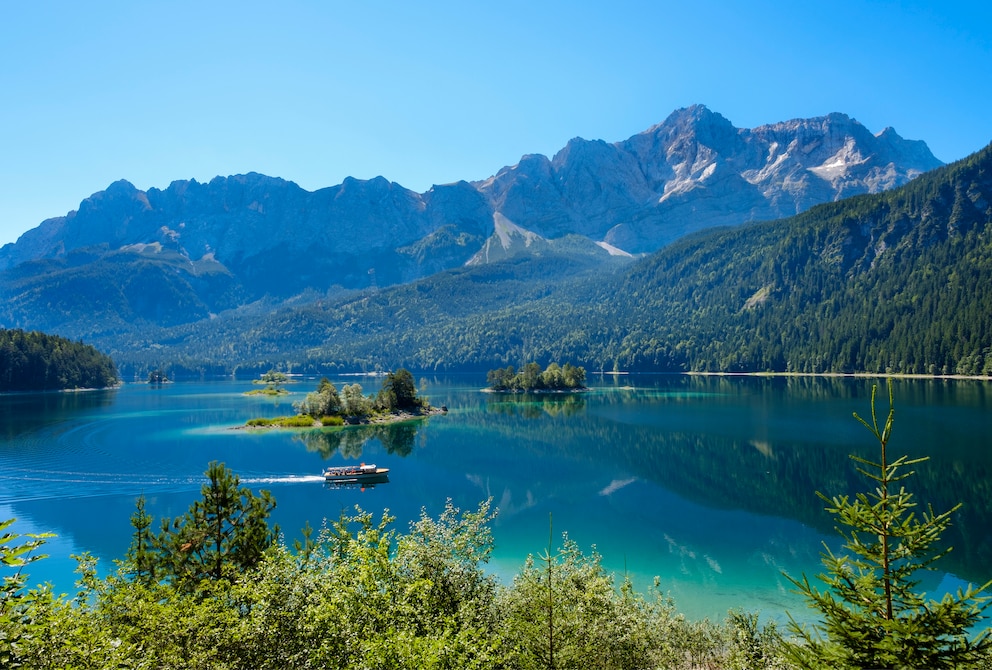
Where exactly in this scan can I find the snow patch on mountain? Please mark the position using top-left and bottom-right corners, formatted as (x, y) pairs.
(809, 138), (868, 180)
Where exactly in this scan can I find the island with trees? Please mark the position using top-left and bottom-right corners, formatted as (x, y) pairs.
(146, 368), (170, 384)
(0, 328), (118, 392)
(243, 370), (293, 396)
(486, 361), (587, 392)
(244, 368), (443, 428)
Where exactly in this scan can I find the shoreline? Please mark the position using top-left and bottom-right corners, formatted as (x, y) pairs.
(480, 387), (589, 394)
(684, 371), (992, 381)
(0, 383), (122, 396)
(234, 405), (446, 431)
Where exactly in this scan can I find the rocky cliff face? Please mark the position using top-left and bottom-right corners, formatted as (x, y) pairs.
(0, 105), (944, 336)
(475, 105), (944, 252)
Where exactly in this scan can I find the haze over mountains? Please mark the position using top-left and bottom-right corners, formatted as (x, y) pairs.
(0, 104), (962, 375)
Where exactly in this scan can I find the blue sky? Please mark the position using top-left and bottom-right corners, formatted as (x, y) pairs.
(1, 0), (990, 245)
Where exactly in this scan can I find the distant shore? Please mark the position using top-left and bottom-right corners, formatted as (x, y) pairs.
(480, 387), (588, 394)
(684, 371), (992, 381)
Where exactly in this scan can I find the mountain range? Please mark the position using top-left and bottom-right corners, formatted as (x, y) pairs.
(220, 141), (989, 378)
(0, 105), (960, 374)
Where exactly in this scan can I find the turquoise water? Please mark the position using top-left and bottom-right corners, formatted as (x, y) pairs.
(2, 374), (990, 623)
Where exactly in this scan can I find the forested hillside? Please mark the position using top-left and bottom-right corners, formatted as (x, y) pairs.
(604, 141), (992, 374)
(107, 143), (992, 378)
(0, 329), (118, 391)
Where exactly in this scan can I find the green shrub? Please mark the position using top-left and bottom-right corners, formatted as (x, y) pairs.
(278, 415), (318, 427)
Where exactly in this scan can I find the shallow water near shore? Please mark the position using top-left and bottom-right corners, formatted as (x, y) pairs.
(2, 374), (990, 623)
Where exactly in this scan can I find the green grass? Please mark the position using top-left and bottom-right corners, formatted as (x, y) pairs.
(243, 387), (289, 396)
(245, 415), (318, 428)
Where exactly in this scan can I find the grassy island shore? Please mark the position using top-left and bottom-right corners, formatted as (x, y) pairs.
(239, 368), (444, 429)
(237, 404), (446, 430)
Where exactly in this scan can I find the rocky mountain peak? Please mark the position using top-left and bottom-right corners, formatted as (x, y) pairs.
(472, 105), (944, 252)
(0, 106), (952, 339)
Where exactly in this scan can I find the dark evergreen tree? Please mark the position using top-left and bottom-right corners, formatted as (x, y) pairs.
(125, 495), (156, 584)
(148, 462), (277, 588)
(377, 368), (419, 410)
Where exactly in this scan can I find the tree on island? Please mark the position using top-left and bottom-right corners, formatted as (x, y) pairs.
(487, 362), (586, 392)
(293, 377), (342, 417)
(147, 368), (168, 384)
(341, 382), (373, 416)
(376, 368), (422, 411)
(246, 369), (291, 396)
(277, 369), (429, 427)
(258, 370), (289, 385)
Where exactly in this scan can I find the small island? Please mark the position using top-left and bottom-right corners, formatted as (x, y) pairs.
(243, 368), (444, 428)
(486, 362), (587, 392)
(243, 370), (294, 396)
(147, 368), (171, 384)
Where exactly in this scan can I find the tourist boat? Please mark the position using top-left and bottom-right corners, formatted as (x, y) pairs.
(322, 463), (389, 484)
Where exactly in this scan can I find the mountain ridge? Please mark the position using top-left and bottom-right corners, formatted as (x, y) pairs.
(0, 105), (948, 352)
(12, 138), (989, 378)
(3, 105), (941, 264)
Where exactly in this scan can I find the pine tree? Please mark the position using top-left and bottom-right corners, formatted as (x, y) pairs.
(124, 494), (156, 583)
(377, 368), (419, 410)
(783, 381), (992, 668)
(140, 462), (278, 588)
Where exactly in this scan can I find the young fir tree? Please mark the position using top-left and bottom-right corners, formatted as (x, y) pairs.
(124, 494), (156, 583)
(783, 382), (992, 669)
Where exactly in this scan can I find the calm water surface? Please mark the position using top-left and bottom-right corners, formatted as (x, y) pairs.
(2, 374), (990, 623)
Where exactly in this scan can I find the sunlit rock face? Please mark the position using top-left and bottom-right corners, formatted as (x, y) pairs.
(475, 105), (942, 253)
(0, 105), (942, 335)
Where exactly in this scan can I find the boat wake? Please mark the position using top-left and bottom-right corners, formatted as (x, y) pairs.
(0, 469), (327, 504)
(240, 475), (325, 485)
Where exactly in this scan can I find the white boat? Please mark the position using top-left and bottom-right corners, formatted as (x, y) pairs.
(322, 463), (389, 484)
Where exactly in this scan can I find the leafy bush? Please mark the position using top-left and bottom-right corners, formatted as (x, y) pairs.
(293, 377), (342, 417)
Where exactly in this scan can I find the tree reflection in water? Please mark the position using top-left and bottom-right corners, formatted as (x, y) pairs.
(296, 421), (421, 459)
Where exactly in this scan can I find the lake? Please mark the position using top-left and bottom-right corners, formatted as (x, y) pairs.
(2, 374), (990, 624)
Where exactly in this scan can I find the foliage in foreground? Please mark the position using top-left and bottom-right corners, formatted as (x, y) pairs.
(6, 385), (992, 668)
(1, 499), (784, 669)
(782, 382), (992, 668)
